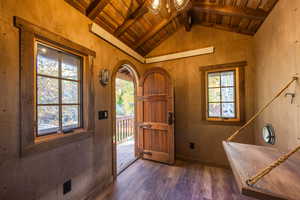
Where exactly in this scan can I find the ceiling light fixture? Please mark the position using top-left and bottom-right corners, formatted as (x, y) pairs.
(150, 0), (161, 14)
(149, 0), (190, 17)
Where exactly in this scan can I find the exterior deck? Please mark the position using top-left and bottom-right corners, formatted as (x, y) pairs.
(116, 116), (136, 173)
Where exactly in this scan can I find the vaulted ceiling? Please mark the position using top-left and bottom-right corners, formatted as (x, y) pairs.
(65, 0), (278, 56)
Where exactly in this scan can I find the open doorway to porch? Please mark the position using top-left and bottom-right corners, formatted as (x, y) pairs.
(113, 64), (139, 175)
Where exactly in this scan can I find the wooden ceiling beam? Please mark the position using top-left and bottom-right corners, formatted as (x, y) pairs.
(114, 1), (149, 37)
(64, 0), (86, 14)
(193, 2), (268, 20)
(263, 0), (278, 12)
(140, 22), (181, 55)
(86, 0), (111, 20)
(133, 13), (178, 49)
(136, 0), (145, 4)
(198, 21), (254, 35)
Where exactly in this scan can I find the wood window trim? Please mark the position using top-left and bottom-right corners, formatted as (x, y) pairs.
(15, 16), (96, 157)
(199, 61), (246, 126)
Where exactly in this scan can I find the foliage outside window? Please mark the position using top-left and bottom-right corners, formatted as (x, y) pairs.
(36, 43), (82, 136)
(115, 78), (134, 117)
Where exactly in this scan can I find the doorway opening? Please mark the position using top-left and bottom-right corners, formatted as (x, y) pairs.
(113, 64), (139, 175)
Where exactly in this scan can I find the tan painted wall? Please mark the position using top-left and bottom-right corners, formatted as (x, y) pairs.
(253, 1), (300, 150)
(147, 26), (255, 166)
(0, 0), (145, 199)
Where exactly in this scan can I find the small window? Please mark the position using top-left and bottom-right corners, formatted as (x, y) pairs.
(200, 62), (246, 123)
(207, 70), (236, 119)
(36, 43), (82, 136)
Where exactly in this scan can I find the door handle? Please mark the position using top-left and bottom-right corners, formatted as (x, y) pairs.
(168, 112), (174, 125)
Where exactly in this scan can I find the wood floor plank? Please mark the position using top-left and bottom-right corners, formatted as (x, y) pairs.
(93, 159), (256, 200)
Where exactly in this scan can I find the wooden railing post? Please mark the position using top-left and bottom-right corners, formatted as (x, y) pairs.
(116, 115), (134, 144)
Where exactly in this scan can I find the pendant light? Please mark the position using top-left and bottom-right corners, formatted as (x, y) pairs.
(149, 0), (190, 17)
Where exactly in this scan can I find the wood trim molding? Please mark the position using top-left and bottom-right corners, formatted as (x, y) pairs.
(199, 61), (247, 72)
(111, 61), (140, 178)
(15, 17), (96, 57)
(90, 23), (145, 63)
(90, 22), (215, 63)
(145, 47), (214, 63)
(15, 16), (95, 156)
(199, 61), (247, 125)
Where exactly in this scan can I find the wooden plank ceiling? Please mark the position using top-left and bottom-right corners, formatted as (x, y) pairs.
(65, 0), (278, 56)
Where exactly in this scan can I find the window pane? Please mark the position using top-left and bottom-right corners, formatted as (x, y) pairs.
(208, 103), (221, 117)
(208, 88), (220, 102)
(37, 44), (59, 77)
(222, 103), (235, 118)
(37, 76), (59, 104)
(208, 72), (220, 87)
(62, 105), (79, 129)
(62, 53), (80, 80)
(221, 71), (234, 87)
(62, 80), (79, 104)
(221, 87), (235, 102)
(37, 106), (59, 135)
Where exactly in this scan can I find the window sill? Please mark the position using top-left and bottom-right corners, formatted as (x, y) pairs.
(21, 129), (93, 157)
(203, 120), (244, 126)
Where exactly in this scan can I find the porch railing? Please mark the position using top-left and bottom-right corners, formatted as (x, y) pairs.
(116, 115), (134, 144)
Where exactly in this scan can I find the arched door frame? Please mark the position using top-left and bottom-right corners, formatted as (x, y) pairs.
(111, 60), (140, 179)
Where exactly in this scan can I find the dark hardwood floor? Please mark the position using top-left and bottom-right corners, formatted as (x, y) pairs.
(94, 159), (256, 200)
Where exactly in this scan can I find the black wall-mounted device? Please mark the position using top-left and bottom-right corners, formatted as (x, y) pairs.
(63, 180), (72, 195)
(189, 142), (195, 149)
(98, 110), (108, 120)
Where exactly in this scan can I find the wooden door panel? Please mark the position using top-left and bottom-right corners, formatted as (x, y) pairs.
(144, 100), (167, 123)
(144, 129), (169, 153)
(143, 73), (168, 96)
(138, 68), (174, 164)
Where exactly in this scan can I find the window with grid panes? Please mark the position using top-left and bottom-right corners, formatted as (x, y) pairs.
(207, 70), (237, 120)
(36, 43), (82, 136)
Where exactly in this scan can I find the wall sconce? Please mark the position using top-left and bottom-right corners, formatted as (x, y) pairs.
(99, 69), (110, 86)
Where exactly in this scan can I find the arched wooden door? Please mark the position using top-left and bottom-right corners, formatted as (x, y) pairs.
(137, 68), (174, 164)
